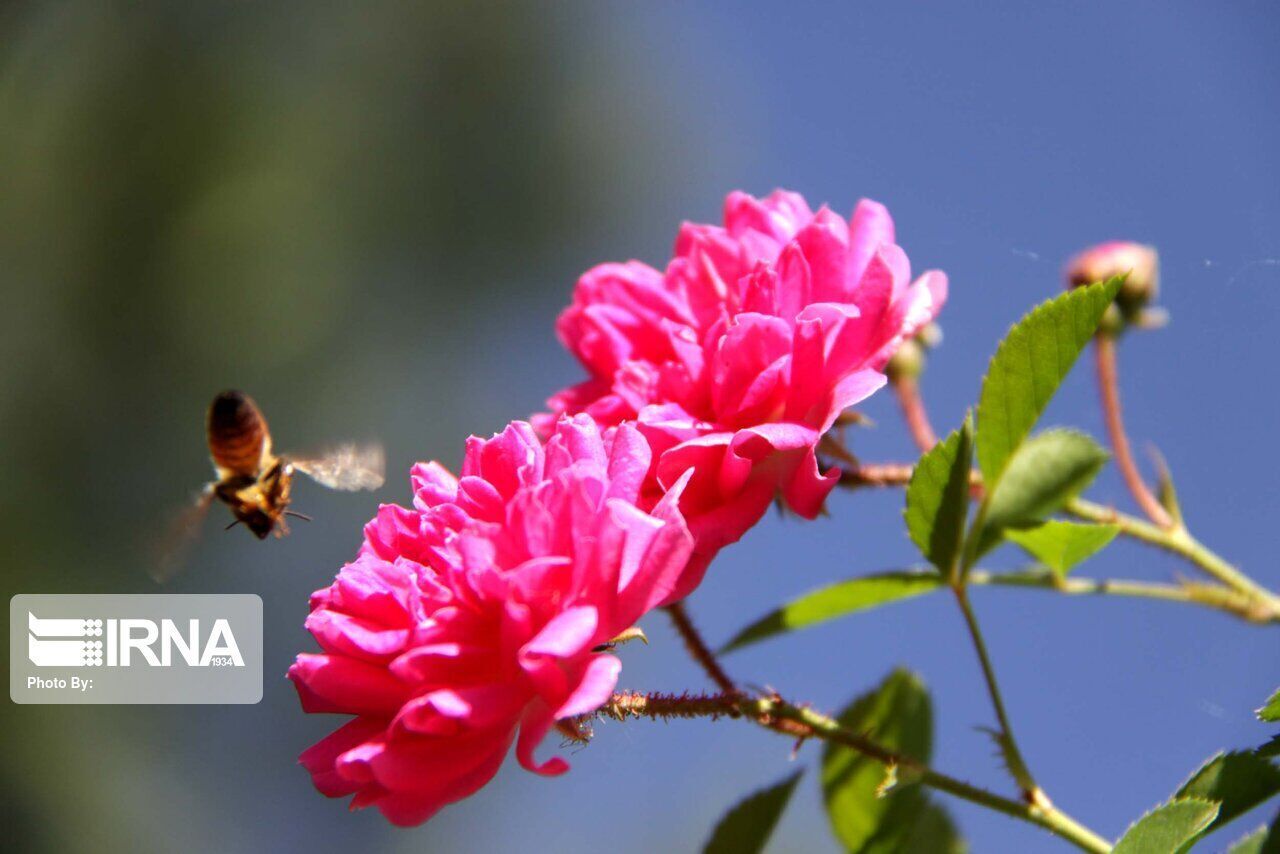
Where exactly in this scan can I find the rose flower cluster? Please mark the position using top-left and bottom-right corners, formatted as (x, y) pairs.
(290, 190), (947, 824)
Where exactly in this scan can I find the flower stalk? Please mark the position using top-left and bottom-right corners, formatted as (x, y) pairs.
(891, 373), (939, 453)
(594, 689), (1113, 853)
(1093, 332), (1174, 529)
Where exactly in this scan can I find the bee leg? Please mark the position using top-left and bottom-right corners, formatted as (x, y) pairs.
(224, 519), (243, 532)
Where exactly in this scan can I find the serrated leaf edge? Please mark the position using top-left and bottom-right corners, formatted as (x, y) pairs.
(975, 277), (1123, 485)
(1257, 688), (1280, 723)
(1116, 796), (1221, 847)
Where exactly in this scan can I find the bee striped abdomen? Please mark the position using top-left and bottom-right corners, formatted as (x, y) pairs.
(207, 390), (269, 476)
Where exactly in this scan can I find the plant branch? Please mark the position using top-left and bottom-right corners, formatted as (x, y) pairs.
(832, 461), (1280, 618)
(869, 338), (1273, 608)
(968, 568), (1280, 624)
(1064, 497), (1280, 612)
(951, 584), (1037, 795)
(595, 690), (1112, 853)
(838, 461), (918, 488)
(1094, 334), (1174, 529)
(664, 601), (739, 694)
(892, 374), (939, 453)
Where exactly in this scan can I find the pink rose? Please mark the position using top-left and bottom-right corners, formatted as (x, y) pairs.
(545, 190), (946, 585)
(289, 416), (693, 825)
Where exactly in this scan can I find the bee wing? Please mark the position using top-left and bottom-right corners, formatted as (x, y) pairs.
(152, 485), (216, 583)
(292, 444), (385, 492)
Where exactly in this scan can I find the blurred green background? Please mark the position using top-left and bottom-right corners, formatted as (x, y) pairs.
(0, 3), (707, 850)
(3, 2), (1278, 852)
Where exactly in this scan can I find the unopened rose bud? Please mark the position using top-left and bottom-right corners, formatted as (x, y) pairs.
(916, 322), (943, 350)
(1065, 241), (1160, 322)
(886, 337), (926, 382)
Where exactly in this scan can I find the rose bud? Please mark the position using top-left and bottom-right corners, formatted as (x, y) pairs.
(1066, 241), (1159, 323)
(885, 337), (926, 382)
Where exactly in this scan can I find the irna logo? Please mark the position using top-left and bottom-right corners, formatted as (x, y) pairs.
(12, 594), (262, 704)
(28, 612), (244, 668)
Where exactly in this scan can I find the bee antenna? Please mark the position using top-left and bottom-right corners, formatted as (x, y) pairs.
(284, 511), (313, 522)
(224, 519), (243, 532)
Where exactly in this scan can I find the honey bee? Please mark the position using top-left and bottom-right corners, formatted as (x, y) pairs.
(155, 390), (384, 580)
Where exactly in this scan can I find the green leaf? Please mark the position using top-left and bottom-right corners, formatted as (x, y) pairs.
(1173, 751), (1280, 846)
(1113, 798), (1220, 854)
(905, 418), (974, 577)
(862, 801), (966, 854)
(1005, 520), (1119, 576)
(703, 770), (803, 854)
(976, 277), (1123, 486)
(974, 429), (1109, 557)
(983, 430), (1109, 529)
(1259, 688), (1280, 723)
(1151, 449), (1185, 528)
(822, 669), (964, 854)
(720, 572), (946, 654)
(1224, 824), (1270, 854)
(1242, 810), (1280, 854)
(1257, 737), (1280, 761)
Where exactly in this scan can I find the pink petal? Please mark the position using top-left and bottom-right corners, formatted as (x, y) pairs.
(395, 684), (527, 735)
(603, 498), (664, 593)
(410, 462), (459, 511)
(729, 421), (822, 457)
(604, 422), (651, 504)
(709, 313), (793, 424)
(299, 717), (388, 798)
(515, 702), (569, 776)
(793, 207), (851, 304)
(616, 472), (695, 617)
(555, 654), (622, 718)
(521, 606), (599, 659)
(825, 369), (888, 431)
(289, 654), (410, 716)
(847, 198), (896, 287)
(389, 642), (495, 685)
(782, 445), (839, 519)
(305, 610), (411, 662)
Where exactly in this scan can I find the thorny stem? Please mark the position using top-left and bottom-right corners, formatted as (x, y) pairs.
(891, 374), (939, 453)
(951, 585), (1037, 795)
(664, 601), (739, 695)
(595, 690), (1112, 854)
(1094, 334), (1174, 529)
(968, 569), (1280, 624)
(835, 462), (1280, 618)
